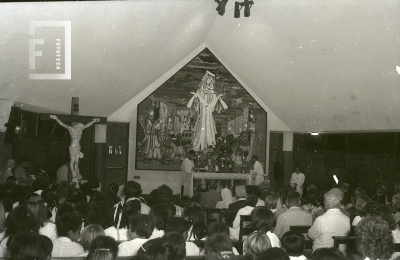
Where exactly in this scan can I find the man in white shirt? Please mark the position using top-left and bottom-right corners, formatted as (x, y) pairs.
(308, 191), (350, 253)
(274, 191), (312, 238)
(118, 214), (155, 257)
(290, 167), (305, 196)
(250, 155), (267, 185)
(230, 194), (258, 240)
(52, 213), (85, 257)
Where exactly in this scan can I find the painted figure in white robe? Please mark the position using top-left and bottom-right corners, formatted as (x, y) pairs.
(187, 71), (228, 151)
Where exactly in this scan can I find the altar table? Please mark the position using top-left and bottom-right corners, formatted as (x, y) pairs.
(182, 172), (252, 197)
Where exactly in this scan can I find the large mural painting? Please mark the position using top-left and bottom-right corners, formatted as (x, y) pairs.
(136, 48), (267, 171)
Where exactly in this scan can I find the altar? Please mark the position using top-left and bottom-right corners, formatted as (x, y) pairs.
(182, 172), (252, 198)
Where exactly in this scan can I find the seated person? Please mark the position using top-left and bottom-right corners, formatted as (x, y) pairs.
(8, 231), (52, 260)
(243, 232), (271, 260)
(165, 217), (200, 256)
(308, 248), (346, 260)
(149, 203), (171, 239)
(262, 248), (290, 260)
(157, 184), (183, 217)
(137, 237), (178, 260)
(118, 214), (155, 257)
(183, 202), (207, 241)
(352, 194), (370, 226)
(204, 233), (234, 260)
(251, 206), (280, 247)
(121, 181), (151, 214)
(228, 185), (247, 225)
(52, 213), (85, 257)
(205, 222), (239, 255)
(110, 198), (141, 241)
(199, 181), (222, 208)
(230, 194), (258, 240)
(163, 232), (186, 260)
(216, 188), (233, 209)
(265, 194), (278, 213)
(281, 231), (306, 260)
(80, 224), (105, 252)
(86, 235), (119, 260)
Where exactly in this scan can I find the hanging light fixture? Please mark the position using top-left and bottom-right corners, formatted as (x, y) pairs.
(215, 0), (229, 16)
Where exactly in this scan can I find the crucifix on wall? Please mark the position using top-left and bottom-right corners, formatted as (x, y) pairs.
(40, 97), (107, 183)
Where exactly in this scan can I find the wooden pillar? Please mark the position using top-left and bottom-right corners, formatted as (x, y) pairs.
(282, 131), (293, 185)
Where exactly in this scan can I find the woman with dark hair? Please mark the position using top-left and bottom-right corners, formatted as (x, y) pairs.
(183, 202), (207, 241)
(163, 232), (186, 260)
(137, 237), (179, 260)
(121, 180), (150, 214)
(87, 235), (119, 260)
(118, 214), (155, 257)
(8, 231), (53, 260)
(52, 213), (85, 257)
(112, 198), (141, 241)
(371, 204), (400, 243)
(260, 248), (289, 260)
(149, 203), (171, 239)
(26, 194), (57, 241)
(356, 216), (394, 260)
(204, 233), (234, 260)
(106, 182), (121, 206)
(0, 205), (39, 257)
(250, 206), (280, 247)
(352, 194), (370, 226)
(308, 248), (346, 260)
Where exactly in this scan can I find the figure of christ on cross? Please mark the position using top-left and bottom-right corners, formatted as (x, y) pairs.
(50, 115), (100, 183)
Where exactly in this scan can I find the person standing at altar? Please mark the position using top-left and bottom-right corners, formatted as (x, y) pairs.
(290, 167), (305, 196)
(181, 150), (195, 197)
(14, 156), (33, 186)
(250, 155), (267, 185)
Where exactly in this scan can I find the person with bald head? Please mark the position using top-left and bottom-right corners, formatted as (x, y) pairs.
(308, 191), (350, 253)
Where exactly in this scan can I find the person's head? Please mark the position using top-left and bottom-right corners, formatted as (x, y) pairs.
(25, 195), (48, 228)
(90, 192), (108, 204)
(87, 202), (114, 229)
(355, 194), (370, 217)
(5, 205), (38, 238)
(119, 198), (141, 229)
(20, 156), (30, 168)
(55, 203), (74, 226)
(356, 216), (394, 260)
(329, 188), (344, 203)
(259, 180), (271, 192)
(246, 194), (258, 207)
(124, 181), (142, 199)
(393, 193), (400, 213)
(157, 184), (173, 203)
(209, 181), (218, 190)
(80, 224), (105, 250)
(251, 206), (274, 233)
(88, 177), (100, 190)
(351, 187), (366, 205)
(341, 183), (349, 192)
(261, 248), (290, 260)
(286, 191), (301, 208)
(58, 181), (72, 199)
(5, 159), (16, 170)
(372, 204), (397, 231)
(137, 238), (178, 260)
(182, 203), (206, 240)
(206, 221), (229, 237)
(150, 203), (169, 231)
(251, 155), (258, 163)
(128, 214), (155, 240)
(235, 185), (246, 199)
(295, 167), (300, 173)
(187, 150), (195, 160)
(281, 231), (305, 257)
(163, 232), (186, 259)
(324, 191), (340, 210)
(308, 248), (346, 260)
(87, 236), (119, 260)
(8, 231), (52, 260)
(56, 213), (82, 242)
(165, 217), (190, 240)
(204, 233), (232, 256)
(279, 188), (290, 206)
(265, 195), (278, 210)
(244, 232), (271, 258)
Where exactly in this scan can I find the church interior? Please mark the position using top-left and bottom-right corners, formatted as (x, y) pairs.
(1, 0), (400, 195)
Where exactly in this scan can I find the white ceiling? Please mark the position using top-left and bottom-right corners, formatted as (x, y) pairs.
(0, 0), (400, 132)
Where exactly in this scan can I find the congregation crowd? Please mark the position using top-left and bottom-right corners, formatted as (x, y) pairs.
(0, 160), (400, 260)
